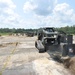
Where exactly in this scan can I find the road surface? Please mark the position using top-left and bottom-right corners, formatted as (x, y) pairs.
(0, 35), (74, 75)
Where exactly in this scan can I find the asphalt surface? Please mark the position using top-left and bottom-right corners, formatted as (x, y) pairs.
(0, 35), (74, 75)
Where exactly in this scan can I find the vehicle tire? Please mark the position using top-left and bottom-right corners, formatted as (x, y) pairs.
(35, 40), (46, 53)
(62, 45), (68, 56)
(39, 49), (46, 53)
(35, 41), (37, 48)
(57, 35), (61, 45)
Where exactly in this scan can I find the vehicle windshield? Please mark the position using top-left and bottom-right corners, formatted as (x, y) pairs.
(44, 28), (54, 32)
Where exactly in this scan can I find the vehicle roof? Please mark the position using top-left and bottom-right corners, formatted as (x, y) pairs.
(38, 27), (55, 33)
(43, 27), (54, 29)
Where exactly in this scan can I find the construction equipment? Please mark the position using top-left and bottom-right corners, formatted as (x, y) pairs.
(35, 27), (75, 59)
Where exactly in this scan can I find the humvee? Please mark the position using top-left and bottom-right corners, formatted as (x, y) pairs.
(35, 27), (75, 59)
(26, 32), (34, 37)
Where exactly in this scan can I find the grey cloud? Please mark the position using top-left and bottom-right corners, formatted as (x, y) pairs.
(33, 0), (54, 16)
(24, 0), (56, 16)
(34, 8), (51, 16)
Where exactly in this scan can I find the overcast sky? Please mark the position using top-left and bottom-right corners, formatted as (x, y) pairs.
(0, 0), (75, 29)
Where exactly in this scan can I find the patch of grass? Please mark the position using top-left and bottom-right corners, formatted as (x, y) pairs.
(0, 33), (12, 36)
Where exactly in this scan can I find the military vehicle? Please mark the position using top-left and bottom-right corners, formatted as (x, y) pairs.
(26, 32), (34, 37)
(35, 27), (75, 59)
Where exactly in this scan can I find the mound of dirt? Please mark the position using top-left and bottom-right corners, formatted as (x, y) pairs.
(64, 56), (75, 74)
(33, 57), (72, 75)
(68, 57), (75, 74)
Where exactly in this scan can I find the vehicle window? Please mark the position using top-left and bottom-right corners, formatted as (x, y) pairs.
(44, 28), (54, 32)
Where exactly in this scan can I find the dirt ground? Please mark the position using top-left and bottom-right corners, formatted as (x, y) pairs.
(0, 35), (75, 75)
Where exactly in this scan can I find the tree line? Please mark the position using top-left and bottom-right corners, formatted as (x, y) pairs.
(0, 28), (37, 33)
(56, 25), (75, 34)
(0, 26), (75, 34)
